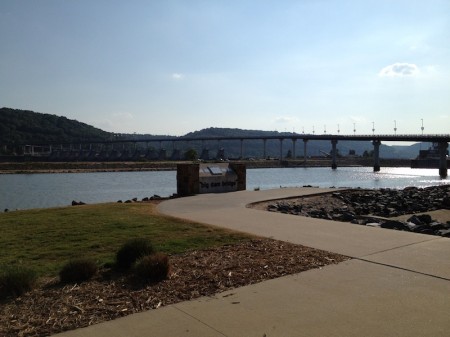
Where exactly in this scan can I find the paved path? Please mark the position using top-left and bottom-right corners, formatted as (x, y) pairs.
(56, 188), (450, 337)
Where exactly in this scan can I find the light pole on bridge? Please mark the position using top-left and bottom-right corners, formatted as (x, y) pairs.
(394, 120), (397, 135)
(372, 122), (375, 135)
(420, 119), (424, 150)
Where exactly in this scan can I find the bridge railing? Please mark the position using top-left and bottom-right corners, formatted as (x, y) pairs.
(1, 134), (450, 147)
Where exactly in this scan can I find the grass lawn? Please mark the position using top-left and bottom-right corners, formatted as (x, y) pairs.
(0, 202), (250, 276)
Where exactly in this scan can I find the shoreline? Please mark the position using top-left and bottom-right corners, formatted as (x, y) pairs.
(250, 185), (450, 237)
(0, 158), (412, 174)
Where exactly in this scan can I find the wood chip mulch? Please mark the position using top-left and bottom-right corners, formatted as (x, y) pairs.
(0, 239), (348, 337)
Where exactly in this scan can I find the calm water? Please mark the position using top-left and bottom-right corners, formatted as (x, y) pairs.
(0, 167), (448, 211)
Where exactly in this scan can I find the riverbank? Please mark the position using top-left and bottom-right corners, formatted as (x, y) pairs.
(0, 161), (178, 174)
(250, 185), (450, 237)
(0, 158), (412, 174)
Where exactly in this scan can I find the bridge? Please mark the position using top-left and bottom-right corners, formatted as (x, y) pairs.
(3, 133), (450, 178)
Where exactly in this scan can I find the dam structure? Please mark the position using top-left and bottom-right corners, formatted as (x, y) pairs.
(3, 133), (449, 178)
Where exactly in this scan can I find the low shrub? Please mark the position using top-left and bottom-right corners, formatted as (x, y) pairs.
(59, 259), (98, 284)
(0, 265), (38, 299)
(116, 238), (154, 270)
(134, 253), (170, 283)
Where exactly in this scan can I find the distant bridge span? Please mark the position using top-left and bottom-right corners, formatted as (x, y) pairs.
(67, 133), (450, 144)
(6, 133), (450, 178)
(14, 133), (450, 146)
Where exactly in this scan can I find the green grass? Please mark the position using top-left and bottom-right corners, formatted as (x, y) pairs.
(0, 203), (249, 276)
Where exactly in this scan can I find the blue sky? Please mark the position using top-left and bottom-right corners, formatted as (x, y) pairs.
(1, 0), (449, 136)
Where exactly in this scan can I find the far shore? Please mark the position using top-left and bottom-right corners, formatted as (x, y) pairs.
(0, 158), (412, 174)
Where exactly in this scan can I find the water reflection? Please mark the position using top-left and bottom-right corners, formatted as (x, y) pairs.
(0, 167), (448, 211)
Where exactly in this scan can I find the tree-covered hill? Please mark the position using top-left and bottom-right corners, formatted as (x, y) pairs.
(184, 127), (287, 138)
(0, 107), (112, 144)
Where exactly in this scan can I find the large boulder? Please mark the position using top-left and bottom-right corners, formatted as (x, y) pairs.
(381, 220), (407, 231)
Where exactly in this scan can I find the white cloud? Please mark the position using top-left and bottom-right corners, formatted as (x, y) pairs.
(274, 116), (298, 124)
(379, 63), (419, 77)
(349, 116), (366, 123)
(171, 73), (184, 80)
(112, 112), (134, 120)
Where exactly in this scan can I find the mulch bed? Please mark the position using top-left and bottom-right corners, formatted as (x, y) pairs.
(0, 239), (348, 337)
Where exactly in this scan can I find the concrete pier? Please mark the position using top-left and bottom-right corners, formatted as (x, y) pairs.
(373, 140), (381, 172)
(279, 138), (283, 161)
(331, 139), (338, 169)
(263, 139), (267, 159)
(438, 142), (448, 178)
(292, 139), (296, 159)
(303, 139), (308, 164)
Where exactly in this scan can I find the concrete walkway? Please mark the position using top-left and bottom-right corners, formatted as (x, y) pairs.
(56, 188), (450, 337)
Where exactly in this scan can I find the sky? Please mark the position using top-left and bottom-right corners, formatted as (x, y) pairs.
(1, 0), (449, 136)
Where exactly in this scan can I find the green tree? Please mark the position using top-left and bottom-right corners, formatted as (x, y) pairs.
(363, 150), (374, 157)
(184, 148), (198, 160)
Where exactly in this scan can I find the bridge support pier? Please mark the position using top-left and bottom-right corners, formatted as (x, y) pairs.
(331, 140), (338, 169)
(303, 139), (308, 164)
(292, 139), (297, 159)
(263, 139), (267, 159)
(438, 142), (448, 178)
(279, 139), (284, 162)
(373, 140), (381, 172)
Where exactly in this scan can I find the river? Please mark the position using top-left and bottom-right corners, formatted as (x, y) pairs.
(0, 167), (448, 211)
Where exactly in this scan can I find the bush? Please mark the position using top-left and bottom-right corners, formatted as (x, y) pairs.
(116, 238), (154, 270)
(134, 253), (170, 283)
(0, 265), (38, 299)
(59, 259), (98, 284)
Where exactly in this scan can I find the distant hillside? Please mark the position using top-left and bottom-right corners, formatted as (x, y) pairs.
(0, 107), (111, 144)
(184, 127), (285, 138)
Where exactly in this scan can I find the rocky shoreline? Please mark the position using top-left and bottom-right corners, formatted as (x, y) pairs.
(258, 185), (450, 237)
